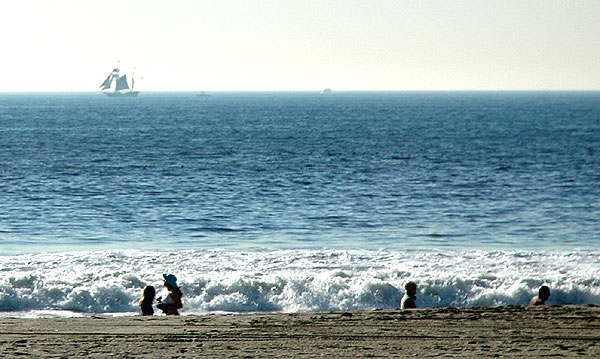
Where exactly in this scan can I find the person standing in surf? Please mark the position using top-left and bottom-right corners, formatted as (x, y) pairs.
(530, 285), (551, 306)
(401, 281), (418, 309)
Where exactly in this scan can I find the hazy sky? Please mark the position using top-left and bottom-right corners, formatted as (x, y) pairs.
(2, 0), (599, 91)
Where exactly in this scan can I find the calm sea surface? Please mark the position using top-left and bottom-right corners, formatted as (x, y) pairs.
(2, 92), (598, 252)
(1, 92), (599, 315)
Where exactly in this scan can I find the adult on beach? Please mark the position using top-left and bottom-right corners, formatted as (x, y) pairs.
(530, 285), (551, 306)
(401, 281), (418, 309)
(157, 273), (183, 315)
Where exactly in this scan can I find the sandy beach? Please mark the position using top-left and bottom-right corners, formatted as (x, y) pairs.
(1, 305), (598, 358)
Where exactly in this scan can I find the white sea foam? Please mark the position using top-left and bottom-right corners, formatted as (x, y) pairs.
(1, 249), (599, 317)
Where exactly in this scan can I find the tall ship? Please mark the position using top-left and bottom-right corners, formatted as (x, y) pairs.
(99, 62), (139, 96)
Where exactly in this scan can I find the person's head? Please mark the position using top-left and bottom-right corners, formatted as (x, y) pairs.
(163, 273), (178, 290)
(538, 285), (551, 301)
(405, 281), (417, 296)
(142, 285), (156, 300)
(139, 285), (156, 306)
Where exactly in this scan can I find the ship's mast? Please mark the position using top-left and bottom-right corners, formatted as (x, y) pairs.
(131, 67), (135, 91)
(112, 61), (121, 93)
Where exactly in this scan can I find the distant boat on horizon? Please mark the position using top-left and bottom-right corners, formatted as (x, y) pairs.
(99, 62), (139, 96)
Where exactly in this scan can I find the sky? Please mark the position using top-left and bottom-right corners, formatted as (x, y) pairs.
(1, 0), (599, 92)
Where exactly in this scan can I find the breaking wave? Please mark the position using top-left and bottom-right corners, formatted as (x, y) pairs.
(1, 249), (599, 317)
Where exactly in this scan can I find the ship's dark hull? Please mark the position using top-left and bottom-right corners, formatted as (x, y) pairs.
(104, 91), (139, 97)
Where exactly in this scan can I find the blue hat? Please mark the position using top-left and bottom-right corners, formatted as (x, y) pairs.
(163, 273), (178, 288)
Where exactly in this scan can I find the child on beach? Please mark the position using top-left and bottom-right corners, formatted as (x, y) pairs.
(156, 273), (183, 315)
(530, 285), (551, 306)
(401, 281), (418, 309)
(138, 285), (156, 316)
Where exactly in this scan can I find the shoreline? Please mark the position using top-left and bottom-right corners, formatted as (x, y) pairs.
(1, 305), (599, 358)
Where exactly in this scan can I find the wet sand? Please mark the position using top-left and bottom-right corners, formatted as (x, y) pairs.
(1, 305), (599, 358)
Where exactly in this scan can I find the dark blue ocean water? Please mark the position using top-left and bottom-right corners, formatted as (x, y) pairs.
(1, 92), (599, 253)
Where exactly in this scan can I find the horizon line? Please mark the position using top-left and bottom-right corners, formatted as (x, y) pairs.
(1, 89), (600, 94)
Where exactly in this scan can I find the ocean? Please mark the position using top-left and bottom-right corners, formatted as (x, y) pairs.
(1, 91), (599, 317)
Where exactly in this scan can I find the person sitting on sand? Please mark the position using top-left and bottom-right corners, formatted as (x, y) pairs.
(157, 273), (183, 315)
(138, 285), (156, 316)
(530, 285), (551, 306)
(401, 281), (418, 309)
